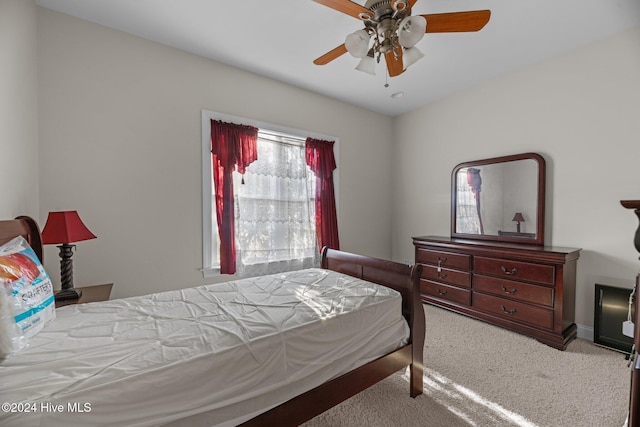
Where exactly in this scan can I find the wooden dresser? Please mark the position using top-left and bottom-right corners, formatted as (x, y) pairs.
(413, 236), (581, 350)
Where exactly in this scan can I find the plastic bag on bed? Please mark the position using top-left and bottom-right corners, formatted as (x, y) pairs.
(0, 236), (56, 359)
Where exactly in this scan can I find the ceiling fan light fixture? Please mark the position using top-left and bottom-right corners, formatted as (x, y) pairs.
(345, 29), (371, 58)
(398, 15), (426, 48)
(403, 46), (424, 69)
(355, 55), (376, 75)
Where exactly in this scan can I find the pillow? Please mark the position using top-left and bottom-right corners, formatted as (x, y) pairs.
(0, 236), (56, 360)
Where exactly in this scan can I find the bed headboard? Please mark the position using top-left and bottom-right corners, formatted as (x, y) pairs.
(0, 216), (43, 262)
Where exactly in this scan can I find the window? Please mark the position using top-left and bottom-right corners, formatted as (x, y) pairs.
(201, 110), (339, 277)
(455, 167), (482, 234)
(234, 131), (317, 276)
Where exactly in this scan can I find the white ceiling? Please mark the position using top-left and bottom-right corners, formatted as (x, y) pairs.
(35, 0), (640, 117)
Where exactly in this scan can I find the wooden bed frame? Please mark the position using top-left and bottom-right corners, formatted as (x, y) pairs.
(0, 216), (43, 261)
(0, 216), (425, 426)
(241, 247), (425, 425)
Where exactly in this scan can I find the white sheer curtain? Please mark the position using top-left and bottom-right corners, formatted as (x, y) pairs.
(233, 133), (319, 277)
(455, 167), (482, 234)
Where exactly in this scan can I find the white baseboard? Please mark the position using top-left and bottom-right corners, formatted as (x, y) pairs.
(577, 323), (594, 341)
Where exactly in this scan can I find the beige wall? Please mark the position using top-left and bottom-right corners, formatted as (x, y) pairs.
(392, 27), (640, 335)
(0, 0), (39, 218)
(36, 8), (394, 299)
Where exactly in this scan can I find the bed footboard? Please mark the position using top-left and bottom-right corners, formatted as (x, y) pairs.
(241, 248), (425, 426)
(321, 247), (425, 397)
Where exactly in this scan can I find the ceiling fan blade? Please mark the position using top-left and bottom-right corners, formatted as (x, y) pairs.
(312, 0), (373, 19)
(314, 44), (348, 65)
(385, 50), (404, 77)
(422, 10), (491, 33)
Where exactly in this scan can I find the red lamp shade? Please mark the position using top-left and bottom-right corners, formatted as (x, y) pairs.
(512, 212), (525, 223)
(41, 211), (96, 245)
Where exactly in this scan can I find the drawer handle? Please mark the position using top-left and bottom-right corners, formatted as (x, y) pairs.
(500, 285), (518, 294)
(436, 288), (448, 296)
(501, 266), (518, 275)
(437, 272), (448, 280)
(501, 305), (517, 315)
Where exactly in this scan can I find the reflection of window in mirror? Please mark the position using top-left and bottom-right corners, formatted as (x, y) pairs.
(456, 168), (482, 234)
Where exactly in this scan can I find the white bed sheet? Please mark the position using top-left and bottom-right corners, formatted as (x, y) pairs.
(0, 268), (409, 427)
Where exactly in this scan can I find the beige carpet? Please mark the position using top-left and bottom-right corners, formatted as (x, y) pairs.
(303, 304), (631, 427)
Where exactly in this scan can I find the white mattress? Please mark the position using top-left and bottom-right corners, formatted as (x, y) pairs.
(0, 268), (409, 427)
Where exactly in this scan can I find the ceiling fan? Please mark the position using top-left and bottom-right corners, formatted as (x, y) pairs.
(313, 0), (491, 77)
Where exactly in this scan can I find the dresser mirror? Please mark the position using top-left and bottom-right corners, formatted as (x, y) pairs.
(451, 152), (546, 245)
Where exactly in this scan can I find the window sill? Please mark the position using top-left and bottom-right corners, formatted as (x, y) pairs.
(201, 266), (221, 278)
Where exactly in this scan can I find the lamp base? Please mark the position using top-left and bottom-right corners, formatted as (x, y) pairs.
(54, 288), (83, 301)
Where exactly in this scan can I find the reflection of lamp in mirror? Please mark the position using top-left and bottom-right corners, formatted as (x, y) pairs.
(512, 213), (525, 233)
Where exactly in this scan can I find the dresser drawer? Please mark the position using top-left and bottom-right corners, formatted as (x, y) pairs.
(473, 292), (553, 330)
(416, 248), (471, 271)
(422, 265), (471, 288)
(474, 275), (553, 307)
(421, 280), (471, 306)
(474, 256), (554, 286)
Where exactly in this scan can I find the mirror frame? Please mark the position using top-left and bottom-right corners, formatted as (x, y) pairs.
(451, 152), (546, 246)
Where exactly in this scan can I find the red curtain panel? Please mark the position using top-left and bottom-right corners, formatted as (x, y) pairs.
(305, 138), (340, 251)
(211, 120), (258, 274)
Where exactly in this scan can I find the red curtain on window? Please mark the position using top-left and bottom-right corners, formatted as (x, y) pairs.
(211, 120), (258, 274)
(305, 137), (340, 251)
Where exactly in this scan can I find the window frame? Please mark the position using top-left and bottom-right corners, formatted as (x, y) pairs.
(201, 110), (339, 277)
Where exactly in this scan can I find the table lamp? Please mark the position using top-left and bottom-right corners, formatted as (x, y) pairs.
(512, 212), (525, 233)
(41, 211), (96, 301)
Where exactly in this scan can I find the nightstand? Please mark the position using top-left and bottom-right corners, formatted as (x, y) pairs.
(55, 283), (113, 308)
